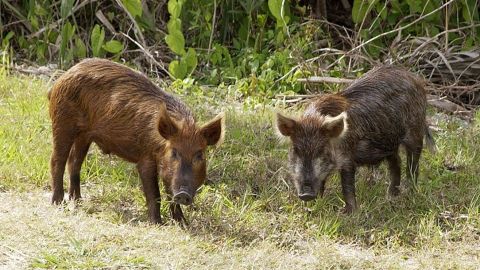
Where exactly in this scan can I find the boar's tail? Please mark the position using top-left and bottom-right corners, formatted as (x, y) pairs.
(47, 89), (51, 100)
(424, 124), (437, 153)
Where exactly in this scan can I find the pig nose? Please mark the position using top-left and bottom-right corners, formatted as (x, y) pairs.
(173, 191), (193, 205)
(299, 184), (316, 201)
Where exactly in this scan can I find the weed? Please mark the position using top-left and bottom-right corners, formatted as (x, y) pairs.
(0, 74), (479, 268)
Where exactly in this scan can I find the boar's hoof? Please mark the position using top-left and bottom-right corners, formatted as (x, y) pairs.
(388, 186), (400, 197)
(173, 191), (193, 205)
(341, 205), (357, 214)
(51, 192), (65, 205)
(150, 217), (163, 225)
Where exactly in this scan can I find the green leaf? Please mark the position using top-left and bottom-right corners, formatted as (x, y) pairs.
(18, 36), (28, 49)
(168, 0), (183, 18)
(34, 4), (48, 16)
(121, 0), (142, 18)
(352, 0), (378, 24)
(2, 31), (15, 48)
(167, 18), (182, 33)
(268, 0), (281, 19)
(169, 60), (187, 79)
(103, 40), (124, 54)
(464, 37), (475, 50)
(462, 0), (479, 23)
(90, 24), (105, 57)
(60, 0), (75, 19)
(406, 0), (422, 14)
(268, 0), (291, 27)
(183, 48), (198, 74)
(60, 22), (75, 64)
(36, 42), (47, 62)
(165, 30), (186, 55)
(420, 0), (441, 23)
(184, 48), (197, 67)
(136, 9), (155, 31)
(29, 15), (39, 30)
(375, 3), (387, 20)
(74, 38), (87, 58)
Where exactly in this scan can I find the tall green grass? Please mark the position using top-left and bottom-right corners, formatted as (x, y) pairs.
(0, 72), (478, 252)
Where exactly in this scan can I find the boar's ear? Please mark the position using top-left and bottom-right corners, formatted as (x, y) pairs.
(201, 112), (225, 146)
(276, 113), (297, 137)
(157, 103), (179, 140)
(323, 112), (348, 138)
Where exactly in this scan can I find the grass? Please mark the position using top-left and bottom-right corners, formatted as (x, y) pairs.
(0, 70), (479, 269)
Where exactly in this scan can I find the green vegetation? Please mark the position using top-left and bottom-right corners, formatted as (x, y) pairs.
(0, 68), (479, 268)
(1, 0), (479, 268)
(1, 0), (479, 98)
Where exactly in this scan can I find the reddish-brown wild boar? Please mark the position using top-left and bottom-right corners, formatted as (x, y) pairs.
(48, 58), (225, 223)
(276, 66), (435, 213)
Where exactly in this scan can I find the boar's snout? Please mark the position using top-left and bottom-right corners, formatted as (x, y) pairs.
(173, 186), (193, 205)
(298, 184), (316, 201)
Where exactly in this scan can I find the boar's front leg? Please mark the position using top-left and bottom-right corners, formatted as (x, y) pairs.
(50, 126), (76, 204)
(340, 164), (357, 213)
(137, 159), (161, 224)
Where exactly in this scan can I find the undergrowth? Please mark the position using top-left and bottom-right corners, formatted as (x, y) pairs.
(0, 71), (478, 258)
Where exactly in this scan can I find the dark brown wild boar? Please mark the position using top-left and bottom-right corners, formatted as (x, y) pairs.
(48, 58), (225, 224)
(276, 66), (435, 213)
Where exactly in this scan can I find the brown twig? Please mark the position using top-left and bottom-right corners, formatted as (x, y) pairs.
(297, 76), (354, 84)
(427, 94), (472, 120)
(115, 0), (146, 47)
(95, 10), (116, 34)
(207, 0), (217, 55)
(120, 32), (172, 78)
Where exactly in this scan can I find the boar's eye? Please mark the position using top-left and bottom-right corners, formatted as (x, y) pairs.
(194, 150), (204, 162)
(171, 148), (179, 160)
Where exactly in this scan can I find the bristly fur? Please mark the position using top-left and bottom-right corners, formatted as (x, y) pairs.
(48, 58), (225, 224)
(275, 65), (433, 213)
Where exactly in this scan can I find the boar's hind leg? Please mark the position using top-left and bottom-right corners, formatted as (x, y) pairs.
(67, 135), (91, 200)
(51, 127), (76, 204)
(387, 150), (401, 196)
(137, 159), (162, 224)
(405, 141), (423, 186)
(340, 164), (357, 213)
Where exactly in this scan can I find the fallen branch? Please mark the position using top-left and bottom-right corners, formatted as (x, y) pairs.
(297, 76), (354, 84)
(2, 64), (54, 76)
(427, 94), (473, 120)
(275, 93), (473, 120)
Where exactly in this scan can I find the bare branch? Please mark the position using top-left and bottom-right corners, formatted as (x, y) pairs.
(297, 76), (354, 84)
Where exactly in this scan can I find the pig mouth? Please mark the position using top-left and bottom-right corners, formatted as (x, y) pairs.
(173, 186), (194, 205)
(298, 185), (317, 201)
